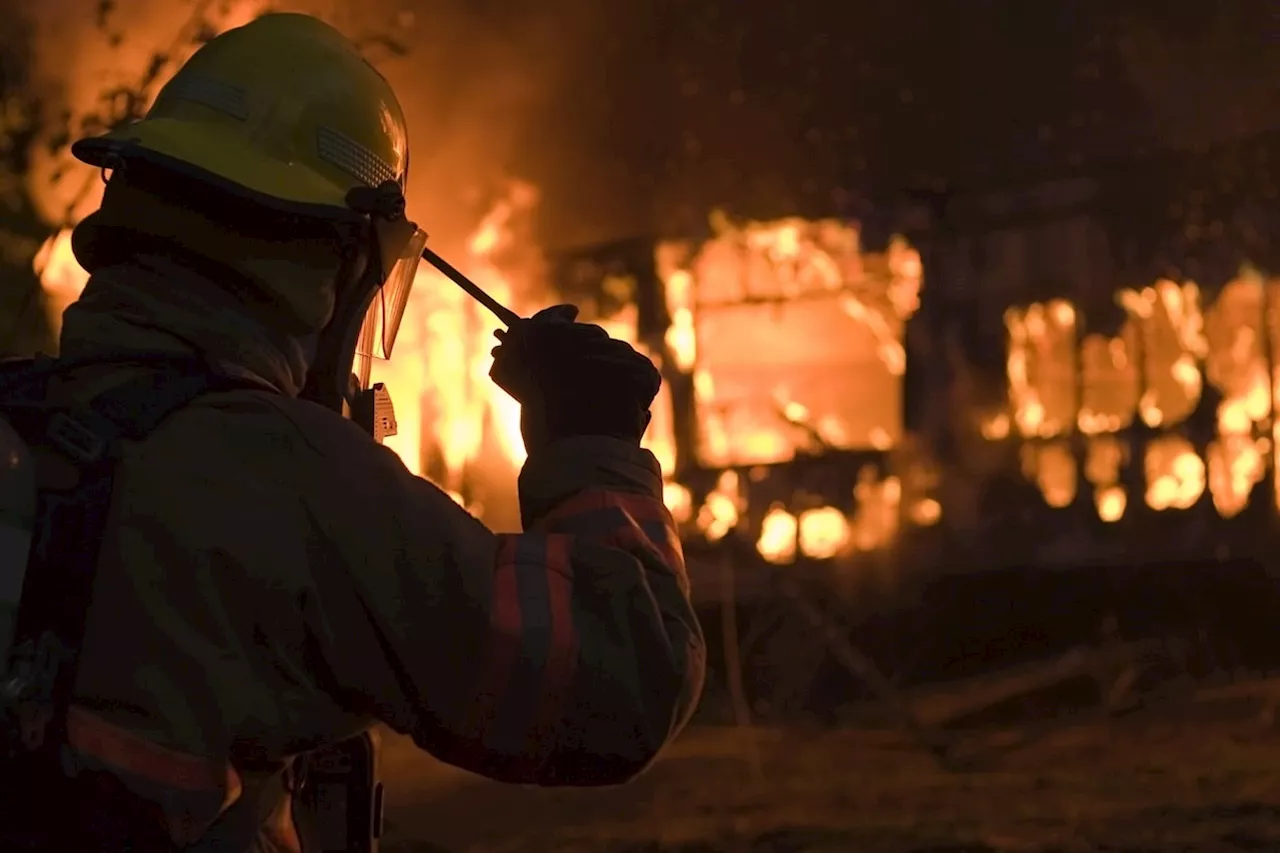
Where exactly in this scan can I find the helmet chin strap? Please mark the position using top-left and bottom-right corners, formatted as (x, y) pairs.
(300, 184), (418, 441)
(299, 225), (379, 414)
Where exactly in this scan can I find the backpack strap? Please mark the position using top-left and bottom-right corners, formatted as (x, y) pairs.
(3, 360), (272, 759)
(0, 360), (279, 852)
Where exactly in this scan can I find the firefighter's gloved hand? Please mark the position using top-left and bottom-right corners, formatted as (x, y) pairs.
(489, 304), (661, 452)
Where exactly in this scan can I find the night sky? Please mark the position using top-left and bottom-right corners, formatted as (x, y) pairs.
(516, 0), (1280, 249)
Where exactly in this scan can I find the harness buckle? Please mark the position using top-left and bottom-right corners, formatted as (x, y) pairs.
(46, 413), (109, 465)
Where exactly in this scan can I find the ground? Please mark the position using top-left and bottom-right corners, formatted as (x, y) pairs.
(378, 679), (1280, 852)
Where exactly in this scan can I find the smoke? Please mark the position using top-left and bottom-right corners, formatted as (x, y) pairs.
(6, 0), (278, 225)
(1114, 1), (1280, 147)
(337, 0), (608, 251)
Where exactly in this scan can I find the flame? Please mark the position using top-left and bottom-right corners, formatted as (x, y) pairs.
(359, 183), (527, 498)
(1006, 299), (1078, 438)
(757, 505), (797, 565)
(798, 506), (850, 558)
(1084, 434), (1125, 520)
(1003, 269), (1280, 522)
(26, 2), (269, 333)
(663, 268), (698, 372)
(849, 470), (901, 551)
(697, 470), (742, 543)
(592, 304), (678, 478)
(981, 412), (1012, 440)
(1096, 485), (1127, 522)
(33, 229), (89, 328)
(755, 494), (898, 563)
(660, 214), (922, 469)
(1121, 280), (1207, 429)
(1144, 435), (1204, 510)
(1204, 271), (1272, 437)
(663, 482), (694, 525)
(908, 498), (942, 526)
(28, 1), (267, 227)
(1077, 321), (1140, 435)
(656, 216), (926, 560)
(1020, 441), (1077, 508)
(1207, 435), (1265, 518)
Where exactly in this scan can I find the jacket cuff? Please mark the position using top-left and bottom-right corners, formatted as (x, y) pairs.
(517, 436), (663, 527)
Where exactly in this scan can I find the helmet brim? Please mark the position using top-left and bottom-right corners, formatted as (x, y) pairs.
(73, 118), (362, 222)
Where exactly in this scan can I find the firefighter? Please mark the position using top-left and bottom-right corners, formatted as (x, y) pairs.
(7, 12), (703, 850)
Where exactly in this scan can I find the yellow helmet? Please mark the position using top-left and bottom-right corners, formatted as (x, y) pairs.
(74, 12), (409, 215)
(71, 13), (427, 403)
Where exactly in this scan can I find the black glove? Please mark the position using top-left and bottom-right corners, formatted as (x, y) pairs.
(489, 304), (661, 453)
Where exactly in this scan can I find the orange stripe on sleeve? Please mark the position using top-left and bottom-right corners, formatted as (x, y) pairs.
(538, 488), (674, 528)
(64, 705), (240, 797)
(457, 536), (523, 755)
(535, 534), (578, 733)
(536, 489), (687, 591)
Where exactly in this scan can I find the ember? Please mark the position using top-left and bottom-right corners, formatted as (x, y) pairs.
(698, 470), (743, 543)
(757, 505), (797, 565)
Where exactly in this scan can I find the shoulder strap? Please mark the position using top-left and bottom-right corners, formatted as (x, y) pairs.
(2, 360), (274, 759)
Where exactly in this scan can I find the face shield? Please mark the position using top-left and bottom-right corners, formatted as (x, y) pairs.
(352, 217), (427, 390)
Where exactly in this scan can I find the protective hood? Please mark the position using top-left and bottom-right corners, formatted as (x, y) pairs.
(59, 254), (319, 397)
(65, 174), (424, 411)
(72, 177), (344, 338)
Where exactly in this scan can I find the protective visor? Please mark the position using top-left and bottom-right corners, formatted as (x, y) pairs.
(353, 220), (428, 390)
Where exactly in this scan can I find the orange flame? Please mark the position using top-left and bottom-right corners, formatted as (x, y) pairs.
(663, 215), (921, 471)
(33, 229), (88, 325)
(662, 215), (925, 555)
(369, 182), (535, 492)
(1005, 268), (1280, 522)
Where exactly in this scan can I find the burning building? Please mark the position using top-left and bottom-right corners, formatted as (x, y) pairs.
(901, 141), (1280, 578)
(549, 216), (939, 601)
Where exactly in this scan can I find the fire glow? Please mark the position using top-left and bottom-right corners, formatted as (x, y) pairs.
(26, 2), (934, 568)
